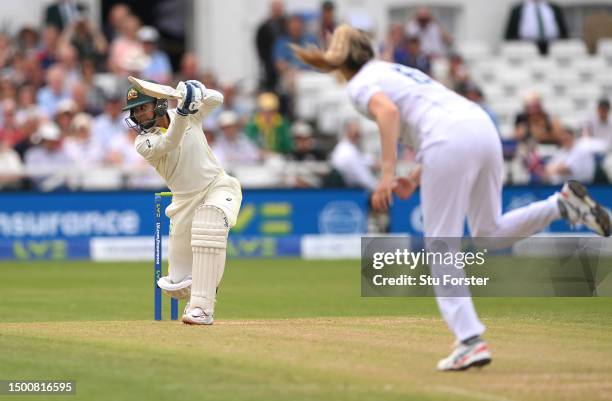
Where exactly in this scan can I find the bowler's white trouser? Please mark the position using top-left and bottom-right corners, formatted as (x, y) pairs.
(164, 173), (242, 283)
(419, 109), (560, 341)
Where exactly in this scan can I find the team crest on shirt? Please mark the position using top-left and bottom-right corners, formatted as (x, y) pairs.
(127, 88), (139, 100)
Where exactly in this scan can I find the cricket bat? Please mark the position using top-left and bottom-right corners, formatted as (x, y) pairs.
(128, 76), (184, 100)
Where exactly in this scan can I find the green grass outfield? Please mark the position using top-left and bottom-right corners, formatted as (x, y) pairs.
(1, 259), (611, 401)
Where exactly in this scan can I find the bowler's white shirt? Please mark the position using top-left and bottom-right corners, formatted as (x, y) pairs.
(346, 60), (480, 158)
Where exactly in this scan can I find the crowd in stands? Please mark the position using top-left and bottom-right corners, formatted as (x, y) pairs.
(0, 0), (611, 192)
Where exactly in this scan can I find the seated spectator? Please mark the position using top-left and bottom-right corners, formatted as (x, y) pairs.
(55, 99), (77, 135)
(0, 100), (24, 148)
(0, 139), (23, 189)
(92, 91), (129, 152)
(462, 83), (500, 131)
(61, 17), (108, 68)
(544, 128), (595, 184)
(405, 36), (431, 75)
(103, 3), (131, 42)
(330, 119), (377, 191)
(56, 43), (81, 89)
(245, 92), (292, 154)
(138, 26), (172, 84)
(13, 110), (41, 160)
(289, 121), (325, 161)
(582, 98), (611, 152)
(77, 58), (106, 115)
(64, 113), (103, 168)
(176, 52), (200, 83)
(405, 7), (453, 58)
(318, 1), (337, 48)
(204, 80), (249, 129)
(24, 122), (72, 190)
(273, 14), (318, 73)
(513, 91), (562, 144)
(212, 111), (261, 169)
(109, 14), (142, 74)
(105, 126), (162, 188)
(37, 25), (61, 70)
(0, 33), (14, 70)
(36, 65), (71, 118)
(273, 14), (318, 108)
(17, 26), (39, 58)
(15, 84), (42, 125)
(504, 0), (568, 55)
(440, 53), (469, 91)
(0, 76), (17, 102)
(380, 23), (409, 65)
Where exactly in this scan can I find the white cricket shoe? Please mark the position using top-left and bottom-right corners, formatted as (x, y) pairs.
(558, 180), (611, 237)
(181, 304), (214, 325)
(437, 340), (492, 371)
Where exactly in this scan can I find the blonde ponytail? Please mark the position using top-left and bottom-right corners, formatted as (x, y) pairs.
(291, 24), (373, 73)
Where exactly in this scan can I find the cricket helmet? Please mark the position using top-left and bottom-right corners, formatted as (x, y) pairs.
(123, 83), (168, 132)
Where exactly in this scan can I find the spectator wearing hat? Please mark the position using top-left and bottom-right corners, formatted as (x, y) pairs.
(36, 65), (71, 118)
(54, 98), (78, 135)
(138, 26), (172, 84)
(0, 137), (23, 189)
(330, 119), (377, 191)
(212, 111), (261, 169)
(582, 98), (611, 150)
(24, 122), (72, 190)
(289, 121), (325, 161)
(64, 113), (103, 169)
(246, 92), (292, 154)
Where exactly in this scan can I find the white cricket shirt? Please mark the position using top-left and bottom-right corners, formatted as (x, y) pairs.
(134, 88), (225, 195)
(346, 60), (482, 156)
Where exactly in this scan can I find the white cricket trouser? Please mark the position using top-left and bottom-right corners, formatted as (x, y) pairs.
(419, 110), (560, 341)
(164, 173), (242, 282)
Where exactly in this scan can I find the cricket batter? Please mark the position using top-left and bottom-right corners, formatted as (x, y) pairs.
(292, 25), (611, 371)
(123, 80), (242, 325)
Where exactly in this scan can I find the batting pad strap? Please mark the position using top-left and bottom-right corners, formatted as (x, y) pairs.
(191, 227), (227, 249)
